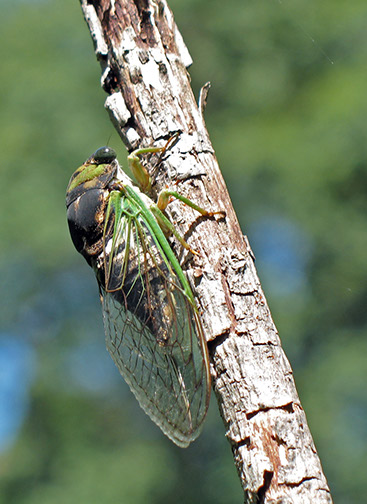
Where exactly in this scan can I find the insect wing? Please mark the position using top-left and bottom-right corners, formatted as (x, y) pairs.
(100, 193), (210, 447)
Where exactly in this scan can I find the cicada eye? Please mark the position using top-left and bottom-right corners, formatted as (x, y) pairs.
(93, 146), (117, 164)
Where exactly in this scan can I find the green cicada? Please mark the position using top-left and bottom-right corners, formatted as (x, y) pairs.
(66, 140), (215, 447)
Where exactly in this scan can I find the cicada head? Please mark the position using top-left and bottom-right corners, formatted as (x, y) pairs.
(66, 147), (118, 262)
(66, 147), (118, 205)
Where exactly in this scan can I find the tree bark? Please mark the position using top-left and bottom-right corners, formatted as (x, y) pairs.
(79, 1), (333, 502)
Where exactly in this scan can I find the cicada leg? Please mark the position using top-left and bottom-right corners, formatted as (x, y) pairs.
(127, 133), (180, 193)
(127, 147), (159, 193)
(157, 189), (225, 218)
(150, 205), (199, 255)
(151, 193), (225, 255)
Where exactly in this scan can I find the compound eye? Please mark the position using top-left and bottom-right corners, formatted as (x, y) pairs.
(93, 146), (117, 164)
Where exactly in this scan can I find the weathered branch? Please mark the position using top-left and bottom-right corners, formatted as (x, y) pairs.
(79, 1), (332, 502)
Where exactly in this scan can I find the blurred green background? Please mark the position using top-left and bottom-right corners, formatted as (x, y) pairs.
(1, 0), (367, 502)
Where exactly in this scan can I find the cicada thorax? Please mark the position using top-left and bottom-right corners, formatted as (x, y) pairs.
(66, 157), (118, 266)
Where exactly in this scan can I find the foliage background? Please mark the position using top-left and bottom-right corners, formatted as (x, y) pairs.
(1, 0), (367, 502)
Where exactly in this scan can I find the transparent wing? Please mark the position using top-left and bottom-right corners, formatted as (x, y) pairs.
(100, 196), (210, 447)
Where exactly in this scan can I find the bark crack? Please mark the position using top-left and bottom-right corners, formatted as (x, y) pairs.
(257, 470), (274, 504)
(246, 402), (294, 420)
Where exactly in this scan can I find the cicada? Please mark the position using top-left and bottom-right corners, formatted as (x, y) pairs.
(66, 141), (215, 447)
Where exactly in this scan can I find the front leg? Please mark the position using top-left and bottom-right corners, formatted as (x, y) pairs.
(127, 133), (180, 192)
(127, 146), (162, 193)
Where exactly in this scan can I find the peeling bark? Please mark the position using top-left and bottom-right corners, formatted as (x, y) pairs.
(78, 1), (333, 502)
